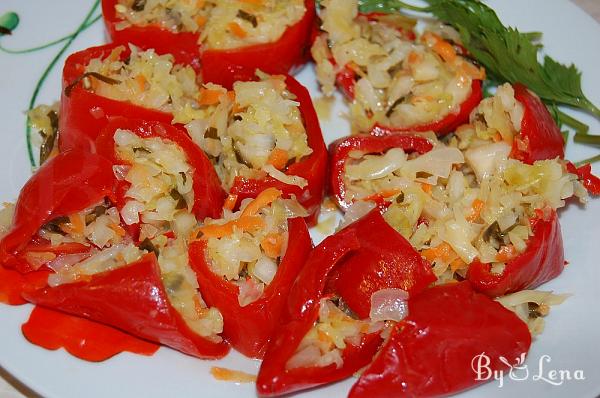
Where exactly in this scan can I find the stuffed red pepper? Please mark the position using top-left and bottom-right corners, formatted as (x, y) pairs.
(102, 0), (316, 88)
(188, 189), (312, 358)
(349, 281), (532, 398)
(257, 208), (436, 396)
(311, 0), (483, 135)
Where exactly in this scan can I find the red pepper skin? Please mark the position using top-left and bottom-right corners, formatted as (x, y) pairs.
(369, 79), (483, 136)
(59, 43), (176, 153)
(335, 65), (358, 100)
(229, 75), (327, 225)
(188, 217), (312, 359)
(567, 162), (600, 195)
(23, 253), (230, 359)
(467, 210), (564, 297)
(328, 133), (433, 210)
(257, 226), (383, 396)
(349, 281), (532, 398)
(201, 0), (316, 89)
(0, 267), (49, 305)
(327, 210), (436, 319)
(511, 83), (565, 164)
(0, 151), (115, 273)
(22, 306), (159, 362)
(101, 0), (201, 71)
(96, 117), (226, 220)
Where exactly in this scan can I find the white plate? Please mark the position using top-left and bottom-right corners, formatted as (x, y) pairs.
(0, 1), (599, 397)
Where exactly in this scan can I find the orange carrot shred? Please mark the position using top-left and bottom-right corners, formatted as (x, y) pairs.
(223, 194), (238, 211)
(198, 88), (224, 106)
(210, 367), (257, 383)
(496, 244), (518, 263)
(261, 233), (283, 258)
(228, 22), (247, 38)
(240, 188), (282, 218)
(267, 148), (289, 170)
(466, 199), (485, 223)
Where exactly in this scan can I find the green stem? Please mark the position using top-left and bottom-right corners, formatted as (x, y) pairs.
(557, 109), (589, 134)
(573, 134), (600, 146)
(358, 0), (429, 13)
(0, 14), (101, 54)
(574, 153), (600, 167)
(26, 0), (100, 167)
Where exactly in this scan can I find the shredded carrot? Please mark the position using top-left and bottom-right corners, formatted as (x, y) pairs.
(408, 51), (422, 65)
(420, 183), (432, 195)
(226, 90), (236, 103)
(198, 88), (224, 106)
(210, 367), (257, 383)
(109, 224), (126, 237)
(317, 330), (331, 343)
(433, 40), (457, 63)
(65, 214), (85, 235)
(496, 244), (518, 263)
(363, 188), (402, 202)
(267, 148), (289, 170)
(240, 188), (282, 217)
(460, 61), (486, 80)
(228, 22), (247, 38)
(197, 216), (264, 239)
(261, 233), (283, 258)
(196, 0), (206, 7)
(223, 194), (238, 211)
(195, 15), (207, 27)
(450, 258), (468, 272)
(239, 0), (263, 5)
(466, 199), (485, 222)
(422, 242), (457, 264)
(135, 74), (146, 92)
(492, 132), (503, 143)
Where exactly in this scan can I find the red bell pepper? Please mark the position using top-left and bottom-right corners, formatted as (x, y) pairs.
(0, 266), (49, 305)
(102, 0), (316, 89)
(257, 222), (381, 396)
(349, 281), (532, 398)
(188, 217), (312, 359)
(328, 133), (433, 210)
(567, 162), (600, 195)
(511, 83), (565, 164)
(228, 75), (327, 225)
(0, 151), (116, 273)
(23, 253), (229, 359)
(95, 116), (226, 221)
(59, 43), (177, 153)
(199, 0), (316, 89)
(22, 306), (159, 362)
(467, 210), (564, 297)
(101, 0), (202, 71)
(326, 209), (436, 319)
(368, 79), (483, 136)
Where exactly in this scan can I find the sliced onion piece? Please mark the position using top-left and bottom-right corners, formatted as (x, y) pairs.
(369, 288), (409, 322)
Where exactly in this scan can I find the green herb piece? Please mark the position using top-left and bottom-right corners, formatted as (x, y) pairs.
(0, 12), (19, 35)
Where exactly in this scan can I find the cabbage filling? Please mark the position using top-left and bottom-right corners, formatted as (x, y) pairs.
(201, 196), (308, 307)
(114, 0), (306, 50)
(115, 128), (224, 340)
(341, 137), (586, 284)
(83, 45), (212, 124)
(312, 0), (483, 133)
(286, 298), (379, 370)
(186, 73), (312, 189)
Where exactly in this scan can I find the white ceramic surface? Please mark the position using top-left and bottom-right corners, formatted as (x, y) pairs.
(0, 1), (599, 397)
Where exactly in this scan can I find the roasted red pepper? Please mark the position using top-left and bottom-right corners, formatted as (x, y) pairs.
(257, 225), (385, 396)
(349, 281), (531, 398)
(22, 306), (159, 362)
(95, 116), (225, 221)
(467, 210), (564, 297)
(328, 133), (433, 210)
(326, 209), (436, 319)
(567, 162), (600, 195)
(102, 0), (316, 89)
(188, 217), (311, 359)
(101, 0), (202, 71)
(23, 253), (229, 359)
(59, 43), (176, 153)
(0, 151), (115, 273)
(368, 79), (483, 136)
(511, 83), (565, 164)
(198, 0), (316, 89)
(229, 75), (327, 225)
